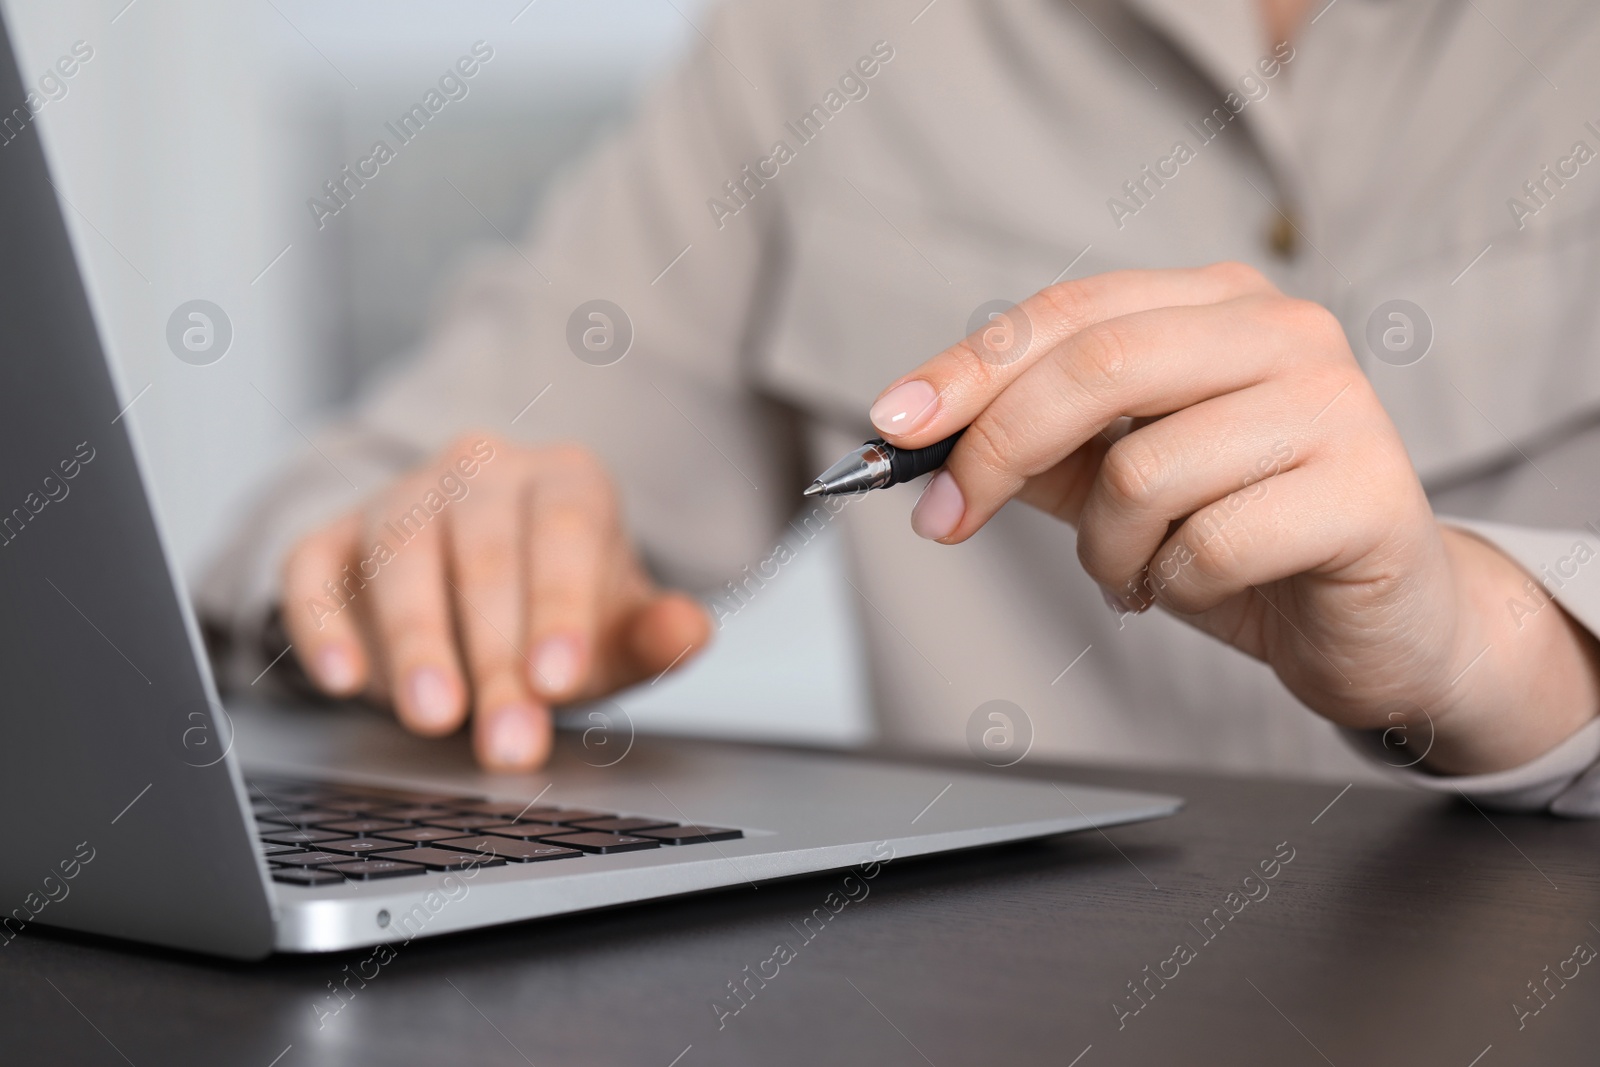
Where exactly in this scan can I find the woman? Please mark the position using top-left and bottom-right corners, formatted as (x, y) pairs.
(202, 0), (1600, 813)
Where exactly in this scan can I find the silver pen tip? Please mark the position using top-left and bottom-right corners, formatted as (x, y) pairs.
(802, 481), (825, 498)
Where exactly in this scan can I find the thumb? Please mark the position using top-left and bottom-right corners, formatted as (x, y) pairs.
(627, 593), (713, 679)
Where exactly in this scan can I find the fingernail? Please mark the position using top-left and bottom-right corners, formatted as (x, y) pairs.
(530, 634), (580, 696)
(315, 645), (358, 692)
(406, 666), (457, 730)
(1100, 585), (1130, 616)
(910, 470), (964, 540)
(869, 380), (940, 436)
(488, 705), (540, 768)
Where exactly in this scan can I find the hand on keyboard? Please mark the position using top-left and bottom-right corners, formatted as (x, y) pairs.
(278, 437), (712, 770)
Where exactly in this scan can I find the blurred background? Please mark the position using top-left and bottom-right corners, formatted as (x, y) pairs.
(4, 0), (872, 747)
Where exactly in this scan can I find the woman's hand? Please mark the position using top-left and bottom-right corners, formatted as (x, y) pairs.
(870, 263), (1600, 774)
(279, 436), (711, 771)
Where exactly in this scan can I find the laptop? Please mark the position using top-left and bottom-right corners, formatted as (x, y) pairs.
(0, 13), (1180, 959)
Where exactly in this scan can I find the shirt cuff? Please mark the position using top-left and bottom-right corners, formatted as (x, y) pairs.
(1341, 718), (1600, 815)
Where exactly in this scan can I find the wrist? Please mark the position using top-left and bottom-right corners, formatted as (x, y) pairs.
(1420, 526), (1600, 775)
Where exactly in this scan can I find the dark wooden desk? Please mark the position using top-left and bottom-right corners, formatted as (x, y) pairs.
(3, 749), (1596, 1066)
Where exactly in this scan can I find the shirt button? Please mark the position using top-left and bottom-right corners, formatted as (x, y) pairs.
(1266, 211), (1299, 259)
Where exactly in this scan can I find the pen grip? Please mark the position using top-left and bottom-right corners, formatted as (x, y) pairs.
(885, 429), (965, 487)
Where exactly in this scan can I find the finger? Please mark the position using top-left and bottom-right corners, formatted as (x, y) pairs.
(565, 590), (713, 700)
(1143, 467), (1362, 618)
(446, 480), (552, 771)
(916, 296), (1346, 542)
(521, 449), (615, 701)
(1071, 383), (1313, 602)
(583, 591), (714, 698)
(869, 262), (1276, 446)
(363, 485), (469, 737)
(1002, 416), (1143, 533)
(281, 512), (371, 695)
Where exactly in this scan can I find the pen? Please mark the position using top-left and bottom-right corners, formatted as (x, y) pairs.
(803, 429), (965, 497)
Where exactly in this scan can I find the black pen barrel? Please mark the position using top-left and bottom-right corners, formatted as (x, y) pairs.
(885, 429), (965, 487)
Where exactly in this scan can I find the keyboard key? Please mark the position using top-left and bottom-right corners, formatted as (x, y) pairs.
(453, 800), (561, 818)
(437, 837), (584, 863)
(370, 805), (455, 822)
(259, 841), (307, 856)
(318, 818), (410, 836)
(632, 825), (744, 845)
(422, 814), (516, 832)
(530, 809), (618, 826)
(271, 851), (349, 867)
(312, 798), (390, 815)
(269, 809), (351, 828)
(249, 801), (308, 822)
(378, 847), (508, 871)
(252, 822), (295, 835)
(317, 838), (412, 857)
(252, 797), (308, 813)
(536, 832), (660, 854)
(272, 868), (345, 886)
(474, 822), (557, 841)
(358, 788), (483, 806)
(567, 816), (677, 833)
(375, 826), (468, 845)
(253, 799), (305, 815)
(327, 859), (427, 880)
(293, 794), (363, 810)
(261, 828), (349, 846)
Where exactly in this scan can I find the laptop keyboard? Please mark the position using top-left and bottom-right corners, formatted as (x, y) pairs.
(248, 776), (743, 887)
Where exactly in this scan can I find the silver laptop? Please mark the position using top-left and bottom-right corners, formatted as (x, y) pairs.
(0, 14), (1180, 960)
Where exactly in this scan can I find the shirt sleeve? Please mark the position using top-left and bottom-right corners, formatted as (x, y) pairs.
(1343, 517), (1600, 816)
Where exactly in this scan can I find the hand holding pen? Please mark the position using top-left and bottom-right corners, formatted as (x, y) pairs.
(810, 262), (1600, 777)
